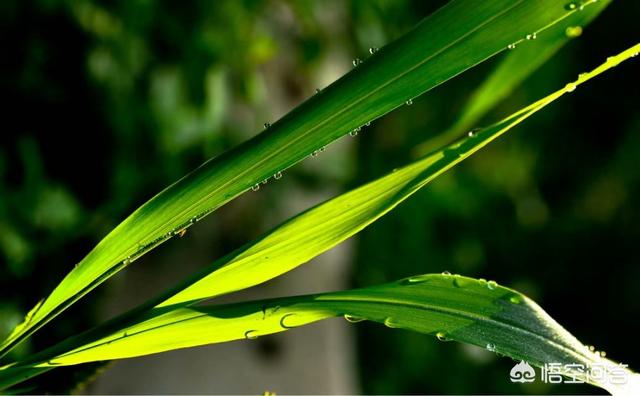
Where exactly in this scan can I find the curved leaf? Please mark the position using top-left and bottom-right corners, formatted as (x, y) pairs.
(19, 274), (640, 395)
(1, 42), (637, 392)
(1, 0), (601, 357)
(414, 0), (612, 155)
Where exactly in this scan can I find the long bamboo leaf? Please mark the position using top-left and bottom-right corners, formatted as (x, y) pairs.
(149, 42), (640, 310)
(13, 275), (640, 395)
(1, 42), (636, 392)
(1, 0), (602, 357)
(414, 0), (612, 155)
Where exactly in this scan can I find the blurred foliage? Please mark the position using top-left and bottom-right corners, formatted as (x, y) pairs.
(0, 0), (638, 394)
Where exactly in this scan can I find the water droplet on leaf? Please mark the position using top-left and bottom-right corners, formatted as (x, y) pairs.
(344, 314), (365, 323)
(467, 128), (480, 138)
(565, 26), (583, 38)
(384, 317), (401, 328)
(280, 313), (298, 329)
(400, 274), (431, 285)
(436, 331), (451, 342)
(565, 2), (578, 10)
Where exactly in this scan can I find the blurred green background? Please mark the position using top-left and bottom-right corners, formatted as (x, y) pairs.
(0, 0), (638, 394)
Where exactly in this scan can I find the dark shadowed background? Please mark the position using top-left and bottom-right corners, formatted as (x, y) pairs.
(0, 0), (638, 394)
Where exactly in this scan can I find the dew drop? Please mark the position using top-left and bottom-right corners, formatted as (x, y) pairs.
(365, 121), (371, 127)
(565, 25), (583, 38)
(400, 274), (431, 285)
(509, 295), (522, 304)
(486, 343), (496, 352)
(369, 47), (379, 54)
(251, 184), (260, 192)
(405, 98), (413, 106)
(274, 171), (282, 180)
(262, 178), (268, 185)
(264, 122), (271, 129)
(588, 345), (596, 352)
(123, 257), (131, 265)
(436, 331), (451, 342)
(564, 2), (578, 10)
(467, 128), (480, 138)
(344, 314), (365, 323)
(319, 146), (326, 152)
(280, 313), (298, 329)
(244, 330), (259, 340)
(349, 130), (358, 137)
(599, 350), (607, 358)
(315, 88), (321, 94)
(507, 43), (516, 50)
(565, 82), (577, 92)
(487, 280), (498, 290)
(441, 270), (451, 276)
(453, 276), (472, 288)
(352, 58), (362, 67)
(526, 33), (537, 40)
(578, 73), (588, 80)
(384, 317), (401, 328)
(311, 150), (319, 157)
(478, 278), (487, 285)
(190, 216), (198, 224)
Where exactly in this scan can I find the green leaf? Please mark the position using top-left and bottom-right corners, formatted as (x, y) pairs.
(19, 275), (640, 395)
(144, 42), (640, 311)
(414, 0), (612, 156)
(1, 0), (600, 357)
(2, 42), (637, 393)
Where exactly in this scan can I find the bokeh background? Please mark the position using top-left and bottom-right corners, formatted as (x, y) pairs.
(1, 0), (639, 394)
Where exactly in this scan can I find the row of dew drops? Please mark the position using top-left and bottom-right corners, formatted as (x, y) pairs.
(116, 21), (638, 269)
(346, 271), (519, 355)
(251, 45), (416, 193)
(237, 271), (612, 360)
(505, 1), (602, 51)
(107, 44), (425, 270)
(564, 47), (638, 94)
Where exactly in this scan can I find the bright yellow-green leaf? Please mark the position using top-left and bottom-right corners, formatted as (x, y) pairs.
(0, 44), (640, 394)
(19, 275), (640, 396)
(0, 42), (637, 394)
(414, 0), (612, 155)
(1, 0), (602, 357)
